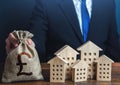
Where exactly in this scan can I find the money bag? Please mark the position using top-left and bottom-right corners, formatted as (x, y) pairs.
(2, 30), (43, 82)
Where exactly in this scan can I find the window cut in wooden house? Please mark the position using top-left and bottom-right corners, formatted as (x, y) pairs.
(84, 58), (87, 61)
(94, 53), (96, 56)
(84, 53), (87, 56)
(89, 53), (91, 56)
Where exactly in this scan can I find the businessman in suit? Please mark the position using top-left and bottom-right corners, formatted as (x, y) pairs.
(6, 0), (120, 62)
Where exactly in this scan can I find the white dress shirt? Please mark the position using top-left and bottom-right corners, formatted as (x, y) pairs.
(72, 0), (92, 34)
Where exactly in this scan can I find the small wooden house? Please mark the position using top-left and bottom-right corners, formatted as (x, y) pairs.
(77, 41), (102, 79)
(95, 55), (114, 81)
(48, 56), (68, 82)
(72, 60), (89, 82)
(54, 45), (79, 79)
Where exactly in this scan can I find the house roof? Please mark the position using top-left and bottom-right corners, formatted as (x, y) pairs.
(95, 55), (114, 63)
(54, 45), (79, 55)
(72, 60), (89, 68)
(48, 55), (68, 64)
(77, 41), (102, 51)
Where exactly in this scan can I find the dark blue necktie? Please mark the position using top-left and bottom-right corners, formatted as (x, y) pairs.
(81, 0), (90, 42)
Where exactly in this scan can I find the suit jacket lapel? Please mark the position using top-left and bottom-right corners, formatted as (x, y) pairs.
(58, 0), (84, 42)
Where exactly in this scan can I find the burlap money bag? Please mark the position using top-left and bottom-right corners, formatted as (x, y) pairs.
(2, 30), (43, 82)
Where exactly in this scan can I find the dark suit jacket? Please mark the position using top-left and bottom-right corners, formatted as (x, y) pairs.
(29, 0), (120, 62)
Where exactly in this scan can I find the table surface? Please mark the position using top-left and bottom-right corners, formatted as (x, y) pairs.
(0, 63), (120, 85)
(0, 80), (120, 85)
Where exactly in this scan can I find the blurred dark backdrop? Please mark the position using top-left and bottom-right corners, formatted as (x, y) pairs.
(116, 0), (120, 39)
(0, 0), (120, 63)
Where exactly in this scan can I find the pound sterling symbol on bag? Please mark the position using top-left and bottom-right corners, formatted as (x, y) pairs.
(16, 52), (33, 76)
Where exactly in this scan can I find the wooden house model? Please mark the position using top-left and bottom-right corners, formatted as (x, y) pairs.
(71, 60), (89, 82)
(54, 45), (79, 79)
(48, 56), (68, 82)
(95, 55), (114, 81)
(77, 41), (102, 79)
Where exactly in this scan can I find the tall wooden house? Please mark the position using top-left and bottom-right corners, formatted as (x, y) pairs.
(48, 56), (68, 82)
(71, 60), (89, 82)
(95, 55), (114, 81)
(77, 41), (102, 79)
(54, 45), (79, 79)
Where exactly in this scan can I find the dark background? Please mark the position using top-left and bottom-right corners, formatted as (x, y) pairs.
(0, 0), (35, 62)
(116, 0), (120, 38)
(0, 0), (120, 63)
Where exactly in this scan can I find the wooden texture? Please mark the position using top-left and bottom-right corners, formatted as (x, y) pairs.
(96, 55), (114, 81)
(0, 80), (120, 85)
(72, 60), (88, 82)
(77, 41), (102, 79)
(54, 45), (79, 79)
(48, 56), (68, 82)
(41, 63), (120, 81)
(0, 63), (120, 85)
(112, 63), (120, 81)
